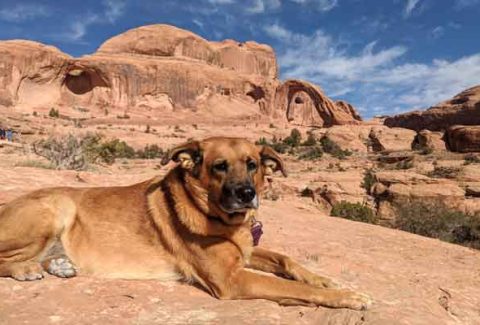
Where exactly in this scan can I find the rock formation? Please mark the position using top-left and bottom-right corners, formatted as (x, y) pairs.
(446, 125), (480, 153)
(0, 24), (362, 126)
(384, 85), (480, 131)
(275, 79), (362, 127)
(412, 129), (447, 152)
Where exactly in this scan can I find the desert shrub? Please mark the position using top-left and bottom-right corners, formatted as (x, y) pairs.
(320, 136), (352, 160)
(137, 144), (164, 159)
(302, 133), (317, 146)
(32, 111), (38, 117)
(297, 145), (323, 160)
(419, 147), (434, 155)
(427, 166), (460, 179)
(255, 136), (289, 154)
(395, 160), (414, 170)
(394, 200), (480, 249)
(116, 113), (130, 119)
(255, 137), (268, 146)
(34, 133), (138, 169)
(464, 153), (480, 165)
(49, 108), (59, 118)
(361, 169), (376, 194)
(283, 128), (302, 147)
(33, 134), (86, 170)
(330, 201), (377, 224)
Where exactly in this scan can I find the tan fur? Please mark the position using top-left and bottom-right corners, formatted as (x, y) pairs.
(0, 137), (371, 310)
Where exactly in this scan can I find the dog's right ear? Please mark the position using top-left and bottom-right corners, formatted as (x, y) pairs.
(161, 140), (202, 170)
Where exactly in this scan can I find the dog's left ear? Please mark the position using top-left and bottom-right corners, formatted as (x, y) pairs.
(161, 140), (202, 170)
(259, 145), (287, 177)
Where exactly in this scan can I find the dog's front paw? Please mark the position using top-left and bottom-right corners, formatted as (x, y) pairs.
(10, 262), (45, 281)
(333, 291), (373, 310)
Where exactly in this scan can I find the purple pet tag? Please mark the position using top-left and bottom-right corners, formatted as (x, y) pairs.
(251, 220), (263, 246)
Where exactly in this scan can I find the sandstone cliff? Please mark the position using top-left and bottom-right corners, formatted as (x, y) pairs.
(384, 85), (480, 131)
(0, 24), (361, 126)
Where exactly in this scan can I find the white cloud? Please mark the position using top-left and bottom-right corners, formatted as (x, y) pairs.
(290, 0), (338, 11)
(265, 24), (480, 116)
(404, 0), (421, 17)
(247, 0), (281, 13)
(431, 26), (444, 39)
(52, 1), (125, 43)
(193, 19), (204, 29)
(103, 0), (126, 23)
(57, 14), (99, 43)
(0, 4), (49, 22)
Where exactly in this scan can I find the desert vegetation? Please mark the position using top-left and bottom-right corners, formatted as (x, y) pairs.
(32, 133), (164, 170)
(256, 129), (351, 161)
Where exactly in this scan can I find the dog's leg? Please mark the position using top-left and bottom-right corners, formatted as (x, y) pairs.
(205, 269), (371, 310)
(247, 247), (338, 288)
(40, 241), (77, 278)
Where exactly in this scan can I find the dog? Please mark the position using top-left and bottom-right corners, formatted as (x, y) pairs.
(0, 137), (371, 310)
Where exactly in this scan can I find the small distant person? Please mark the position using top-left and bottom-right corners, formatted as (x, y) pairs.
(6, 129), (13, 142)
(0, 128), (5, 140)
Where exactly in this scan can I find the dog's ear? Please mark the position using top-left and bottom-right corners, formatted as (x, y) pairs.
(259, 145), (287, 177)
(161, 140), (202, 170)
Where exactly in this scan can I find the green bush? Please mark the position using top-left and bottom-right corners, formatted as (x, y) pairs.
(330, 201), (377, 224)
(255, 136), (289, 154)
(33, 133), (142, 169)
(361, 169), (376, 194)
(302, 133), (317, 146)
(283, 128), (302, 147)
(137, 144), (164, 159)
(320, 137), (352, 159)
(394, 200), (480, 249)
(49, 108), (59, 118)
(297, 145), (323, 160)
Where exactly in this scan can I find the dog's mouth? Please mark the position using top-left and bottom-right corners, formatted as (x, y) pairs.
(219, 195), (259, 216)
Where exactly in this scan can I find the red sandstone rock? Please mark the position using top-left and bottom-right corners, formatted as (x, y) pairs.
(275, 79), (362, 127)
(384, 85), (480, 131)
(0, 24), (362, 127)
(446, 125), (480, 153)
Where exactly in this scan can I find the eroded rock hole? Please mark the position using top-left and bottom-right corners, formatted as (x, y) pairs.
(246, 85), (265, 102)
(65, 70), (93, 95)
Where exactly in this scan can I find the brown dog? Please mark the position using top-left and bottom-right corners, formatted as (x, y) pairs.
(0, 137), (371, 309)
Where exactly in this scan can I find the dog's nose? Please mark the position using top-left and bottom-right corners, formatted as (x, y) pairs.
(235, 186), (256, 204)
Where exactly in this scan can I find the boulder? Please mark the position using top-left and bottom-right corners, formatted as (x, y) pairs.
(413, 129), (447, 151)
(321, 125), (371, 153)
(445, 125), (480, 153)
(384, 85), (480, 131)
(368, 126), (416, 152)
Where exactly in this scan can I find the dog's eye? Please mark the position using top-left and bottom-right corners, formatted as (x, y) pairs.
(213, 161), (228, 172)
(247, 160), (257, 171)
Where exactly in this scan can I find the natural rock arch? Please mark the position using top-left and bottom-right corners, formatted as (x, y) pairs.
(275, 79), (362, 127)
(64, 67), (109, 95)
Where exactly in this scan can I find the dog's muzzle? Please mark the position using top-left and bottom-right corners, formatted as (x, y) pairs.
(220, 184), (259, 213)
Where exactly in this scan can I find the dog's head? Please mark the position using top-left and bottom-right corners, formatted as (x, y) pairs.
(162, 137), (287, 225)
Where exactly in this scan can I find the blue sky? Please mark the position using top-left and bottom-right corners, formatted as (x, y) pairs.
(1, 0), (479, 117)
